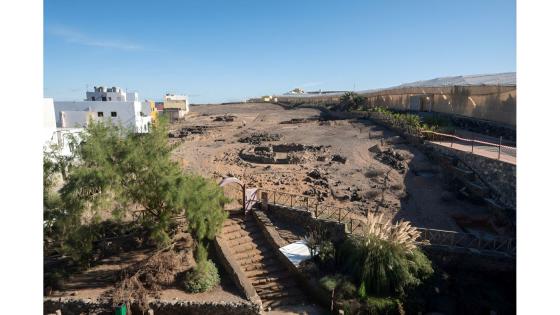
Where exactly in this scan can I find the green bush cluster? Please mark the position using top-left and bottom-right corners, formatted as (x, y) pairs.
(364, 296), (404, 315)
(340, 92), (368, 111)
(338, 235), (433, 297)
(320, 274), (357, 300)
(183, 259), (220, 293)
(371, 107), (422, 135)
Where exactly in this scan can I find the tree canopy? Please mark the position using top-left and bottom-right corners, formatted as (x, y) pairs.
(44, 119), (228, 264)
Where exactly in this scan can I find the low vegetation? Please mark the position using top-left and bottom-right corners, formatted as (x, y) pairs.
(44, 118), (229, 304)
(309, 214), (433, 314)
(338, 92), (368, 111)
(183, 246), (220, 293)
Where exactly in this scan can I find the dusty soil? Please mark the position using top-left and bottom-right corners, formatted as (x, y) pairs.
(171, 103), (490, 232)
(48, 233), (246, 303)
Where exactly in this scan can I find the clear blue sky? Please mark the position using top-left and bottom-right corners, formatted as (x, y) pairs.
(44, 0), (516, 104)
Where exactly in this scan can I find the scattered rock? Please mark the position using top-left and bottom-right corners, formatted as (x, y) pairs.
(307, 169), (322, 179)
(238, 132), (281, 145)
(372, 148), (406, 173)
(368, 144), (383, 154)
(213, 114), (236, 122)
(331, 154), (347, 164)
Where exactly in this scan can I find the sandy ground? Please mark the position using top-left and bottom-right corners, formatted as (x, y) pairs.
(49, 234), (246, 303)
(172, 103), (490, 232)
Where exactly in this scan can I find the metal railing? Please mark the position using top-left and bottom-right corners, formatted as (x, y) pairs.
(421, 130), (516, 164)
(256, 188), (515, 255)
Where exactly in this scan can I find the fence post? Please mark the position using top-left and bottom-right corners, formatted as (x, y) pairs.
(306, 197), (309, 211)
(290, 194), (293, 208)
(315, 204), (318, 218)
(450, 134), (454, 148)
(338, 208), (342, 223)
(498, 136), (502, 160)
(273, 191), (276, 205)
(262, 192), (269, 211)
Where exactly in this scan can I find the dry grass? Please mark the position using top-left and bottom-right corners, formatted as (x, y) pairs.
(112, 249), (191, 312)
(363, 213), (428, 253)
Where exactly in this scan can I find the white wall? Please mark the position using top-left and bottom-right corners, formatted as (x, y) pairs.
(43, 98), (57, 145)
(61, 111), (92, 128)
(54, 101), (150, 133)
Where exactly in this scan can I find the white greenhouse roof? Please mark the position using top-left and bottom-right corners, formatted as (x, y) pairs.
(275, 72), (516, 98)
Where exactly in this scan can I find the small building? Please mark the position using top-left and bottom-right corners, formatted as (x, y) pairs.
(53, 86), (152, 133)
(141, 100), (158, 122)
(163, 94), (189, 121)
(155, 102), (164, 111)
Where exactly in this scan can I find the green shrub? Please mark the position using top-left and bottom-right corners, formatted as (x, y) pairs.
(318, 240), (336, 266)
(319, 274), (357, 299)
(337, 279), (357, 299)
(364, 296), (403, 315)
(183, 259), (220, 293)
(339, 236), (433, 297)
(319, 274), (341, 292)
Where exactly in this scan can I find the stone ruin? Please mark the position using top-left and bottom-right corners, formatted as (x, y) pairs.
(369, 144), (406, 173)
(168, 126), (209, 138)
(238, 132), (282, 145)
(239, 143), (328, 164)
(213, 114), (236, 122)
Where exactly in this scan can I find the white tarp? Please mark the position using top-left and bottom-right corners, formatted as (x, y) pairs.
(279, 240), (312, 267)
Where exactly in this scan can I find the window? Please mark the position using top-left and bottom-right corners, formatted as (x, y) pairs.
(97, 112), (104, 117)
(102, 96), (107, 101)
(108, 97), (112, 101)
(111, 111), (117, 117)
(91, 97), (95, 101)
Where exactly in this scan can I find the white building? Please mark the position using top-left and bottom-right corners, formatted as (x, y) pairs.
(44, 98), (82, 157)
(54, 86), (152, 133)
(163, 94), (189, 120)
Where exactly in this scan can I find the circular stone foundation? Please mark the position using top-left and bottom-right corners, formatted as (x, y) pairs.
(239, 143), (328, 164)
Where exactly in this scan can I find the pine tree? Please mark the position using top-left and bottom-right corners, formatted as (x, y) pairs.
(46, 118), (228, 264)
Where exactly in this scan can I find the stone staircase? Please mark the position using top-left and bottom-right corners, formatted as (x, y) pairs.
(221, 213), (306, 310)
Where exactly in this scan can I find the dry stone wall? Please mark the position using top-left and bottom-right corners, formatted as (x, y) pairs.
(425, 142), (516, 209)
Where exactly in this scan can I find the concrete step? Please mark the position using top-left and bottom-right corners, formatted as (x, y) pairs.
(230, 240), (268, 254)
(222, 224), (243, 234)
(262, 295), (304, 309)
(250, 271), (291, 285)
(245, 264), (284, 278)
(259, 289), (300, 300)
(223, 229), (261, 241)
(254, 280), (297, 294)
(243, 258), (278, 272)
(228, 235), (267, 247)
(238, 254), (276, 267)
(234, 247), (271, 260)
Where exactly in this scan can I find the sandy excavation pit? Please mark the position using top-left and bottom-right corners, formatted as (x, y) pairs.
(171, 103), (503, 234)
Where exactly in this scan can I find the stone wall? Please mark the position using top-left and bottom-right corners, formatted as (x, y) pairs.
(425, 142), (516, 209)
(276, 85), (516, 126)
(251, 210), (333, 309)
(214, 232), (262, 312)
(258, 201), (347, 243)
(44, 297), (259, 315)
